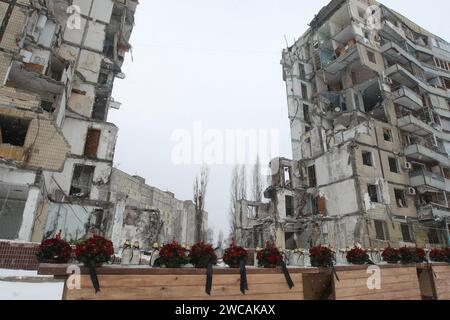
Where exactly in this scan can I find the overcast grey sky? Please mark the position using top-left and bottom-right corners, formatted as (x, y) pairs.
(110, 0), (450, 241)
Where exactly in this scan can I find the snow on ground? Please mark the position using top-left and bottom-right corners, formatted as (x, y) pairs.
(0, 269), (64, 300)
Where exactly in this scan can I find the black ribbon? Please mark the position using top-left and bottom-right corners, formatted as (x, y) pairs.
(239, 259), (248, 294)
(205, 262), (213, 295)
(331, 265), (340, 282)
(367, 259), (375, 265)
(281, 261), (295, 289)
(88, 262), (101, 294)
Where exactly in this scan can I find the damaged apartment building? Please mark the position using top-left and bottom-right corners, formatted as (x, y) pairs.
(0, 0), (138, 244)
(236, 0), (450, 250)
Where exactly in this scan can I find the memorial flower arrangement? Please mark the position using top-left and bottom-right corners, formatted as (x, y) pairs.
(346, 246), (371, 265)
(257, 241), (283, 268)
(429, 248), (450, 263)
(155, 240), (188, 268)
(398, 246), (427, 264)
(223, 242), (248, 268)
(36, 231), (72, 263)
(382, 246), (400, 264)
(75, 235), (114, 266)
(309, 245), (335, 268)
(188, 241), (218, 268)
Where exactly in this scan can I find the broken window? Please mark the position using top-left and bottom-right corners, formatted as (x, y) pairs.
(70, 165), (95, 198)
(374, 220), (388, 240)
(285, 195), (294, 217)
(362, 150), (373, 167)
(367, 50), (377, 64)
(368, 184), (379, 203)
(308, 165), (317, 187)
(388, 157), (399, 173)
(41, 100), (55, 113)
(428, 228), (442, 244)
(247, 206), (258, 219)
(301, 83), (308, 100)
(303, 104), (311, 123)
(0, 115), (31, 147)
(94, 209), (104, 230)
(285, 232), (297, 250)
(401, 223), (414, 242)
(383, 128), (393, 142)
(298, 63), (306, 79)
(84, 129), (101, 158)
(92, 93), (109, 121)
(395, 189), (407, 208)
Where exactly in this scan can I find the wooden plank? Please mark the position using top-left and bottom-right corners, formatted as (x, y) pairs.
(65, 278), (303, 300)
(335, 274), (418, 289)
(38, 264), (314, 276)
(334, 267), (417, 280)
(335, 281), (420, 298)
(432, 265), (450, 300)
(78, 274), (302, 288)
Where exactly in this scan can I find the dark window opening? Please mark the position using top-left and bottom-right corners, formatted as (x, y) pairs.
(84, 129), (101, 158)
(367, 50), (377, 64)
(383, 128), (393, 142)
(374, 220), (388, 240)
(389, 157), (399, 173)
(283, 166), (291, 186)
(305, 125), (311, 133)
(401, 223), (413, 242)
(104, 32), (116, 60)
(0, 116), (30, 147)
(41, 100), (55, 113)
(395, 189), (407, 208)
(303, 104), (311, 123)
(428, 228), (441, 244)
(363, 83), (383, 113)
(47, 56), (65, 81)
(301, 83), (308, 100)
(362, 151), (373, 167)
(368, 184), (379, 203)
(70, 165), (95, 198)
(299, 63), (306, 79)
(285, 195), (294, 217)
(308, 165), (317, 187)
(285, 232), (297, 250)
(94, 209), (104, 230)
(92, 93), (109, 121)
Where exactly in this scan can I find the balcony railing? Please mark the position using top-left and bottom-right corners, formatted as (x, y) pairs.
(392, 86), (423, 110)
(418, 204), (450, 221)
(410, 169), (450, 192)
(404, 144), (450, 167)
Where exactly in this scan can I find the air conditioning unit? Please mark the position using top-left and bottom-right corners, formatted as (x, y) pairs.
(407, 187), (417, 196)
(403, 162), (413, 171)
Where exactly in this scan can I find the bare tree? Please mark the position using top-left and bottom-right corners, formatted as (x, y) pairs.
(252, 155), (263, 202)
(229, 164), (240, 237)
(238, 164), (247, 200)
(193, 165), (209, 242)
(217, 229), (224, 249)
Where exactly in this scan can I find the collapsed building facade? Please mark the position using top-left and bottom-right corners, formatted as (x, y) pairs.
(0, 0), (204, 249)
(236, 0), (450, 250)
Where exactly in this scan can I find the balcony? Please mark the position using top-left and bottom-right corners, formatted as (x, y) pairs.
(385, 64), (421, 89)
(404, 144), (450, 167)
(398, 114), (450, 141)
(392, 86), (423, 110)
(382, 42), (421, 68)
(418, 204), (450, 221)
(322, 44), (359, 74)
(410, 170), (450, 193)
(380, 21), (407, 45)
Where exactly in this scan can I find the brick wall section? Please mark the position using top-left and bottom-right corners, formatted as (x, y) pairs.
(0, 241), (40, 270)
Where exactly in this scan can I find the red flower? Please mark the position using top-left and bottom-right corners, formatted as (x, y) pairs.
(257, 241), (283, 268)
(75, 235), (114, 265)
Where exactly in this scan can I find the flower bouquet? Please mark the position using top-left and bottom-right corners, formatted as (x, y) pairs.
(309, 245), (335, 268)
(256, 241), (283, 268)
(398, 246), (427, 264)
(223, 242), (248, 268)
(429, 248), (450, 263)
(75, 235), (114, 267)
(36, 231), (72, 264)
(189, 241), (218, 268)
(346, 246), (371, 265)
(381, 246), (400, 264)
(154, 240), (188, 268)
